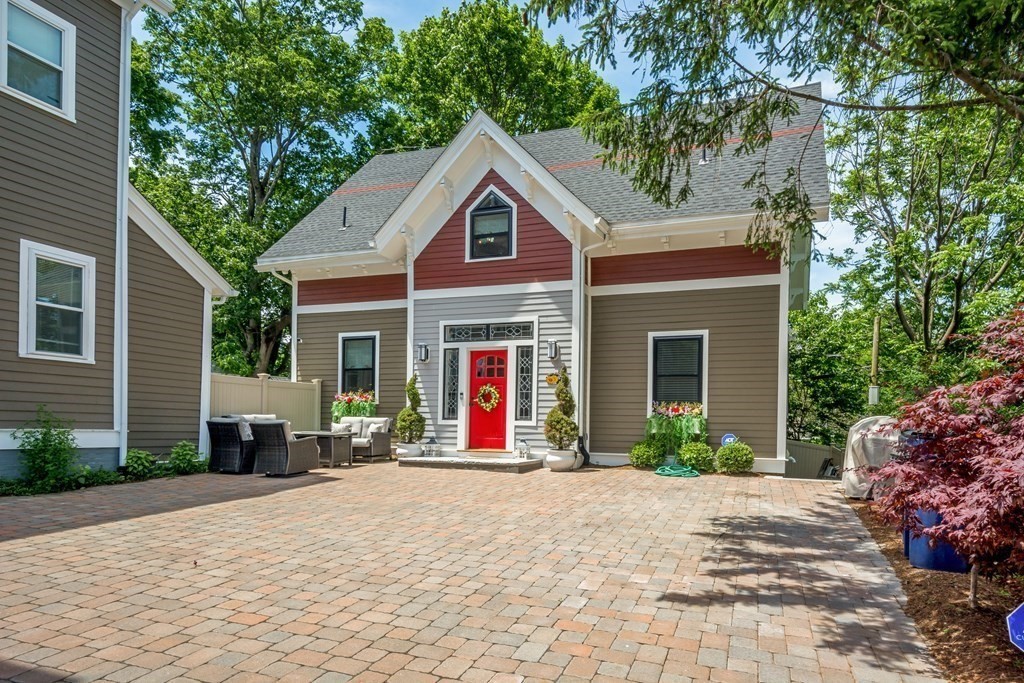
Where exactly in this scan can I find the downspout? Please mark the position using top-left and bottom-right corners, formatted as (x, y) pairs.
(577, 226), (609, 465)
(114, 4), (143, 465)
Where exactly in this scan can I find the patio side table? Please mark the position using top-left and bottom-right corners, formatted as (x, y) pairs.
(293, 431), (353, 468)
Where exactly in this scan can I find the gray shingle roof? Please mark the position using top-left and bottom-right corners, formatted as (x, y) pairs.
(261, 84), (828, 263)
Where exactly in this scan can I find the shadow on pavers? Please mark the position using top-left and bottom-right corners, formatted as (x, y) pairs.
(0, 470), (339, 543)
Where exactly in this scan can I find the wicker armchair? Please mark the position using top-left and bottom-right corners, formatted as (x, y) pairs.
(206, 419), (256, 474)
(251, 420), (320, 476)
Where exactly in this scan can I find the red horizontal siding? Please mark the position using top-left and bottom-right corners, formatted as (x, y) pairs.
(414, 169), (572, 290)
(590, 245), (780, 286)
(297, 273), (407, 305)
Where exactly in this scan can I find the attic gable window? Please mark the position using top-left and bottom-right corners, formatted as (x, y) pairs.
(1, 0), (76, 120)
(467, 189), (515, 261)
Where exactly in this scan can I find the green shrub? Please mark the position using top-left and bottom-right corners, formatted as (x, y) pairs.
(70, 466), (124, 489)
(629, 439), (666, 468)
(0, 479), (39, 496)
(168, 441), (207, 475)
(716, 441), (755, 473)
(125, 449), (156, 480)
(395, 374), (427, 443)
(544, 367), (579, 450)
(678, 442), (716, 472)
(13, 405), (78, 492)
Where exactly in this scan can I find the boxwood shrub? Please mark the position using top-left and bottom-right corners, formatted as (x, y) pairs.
(629, 439), (666, 468)
(678, 442), (716, 472)
(716, 441), (755, 473)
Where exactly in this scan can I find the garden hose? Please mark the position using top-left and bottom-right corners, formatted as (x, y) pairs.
(654, 464), (700, 477)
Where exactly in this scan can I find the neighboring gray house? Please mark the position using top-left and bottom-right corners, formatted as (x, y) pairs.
(257, 90), (827, 473)
(0, 0), (234, 476)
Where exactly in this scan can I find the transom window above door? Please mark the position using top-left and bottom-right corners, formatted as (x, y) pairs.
(467, 189), (515, 260)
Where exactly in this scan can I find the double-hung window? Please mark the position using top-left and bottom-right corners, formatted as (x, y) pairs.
(1, 0), (76, 119)
(467, 190), (514, 260)
(338, 332), (379, 397)
(651, 334), (704, 404)
(19, 240), (95, 363)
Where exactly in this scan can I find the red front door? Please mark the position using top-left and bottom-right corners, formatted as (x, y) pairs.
(468, 350), (508, 450)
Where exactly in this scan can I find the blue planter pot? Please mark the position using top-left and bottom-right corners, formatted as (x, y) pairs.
(904, 509), (969, 574)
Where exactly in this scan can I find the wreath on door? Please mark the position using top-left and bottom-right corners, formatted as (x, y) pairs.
(476, 384), (501, 412)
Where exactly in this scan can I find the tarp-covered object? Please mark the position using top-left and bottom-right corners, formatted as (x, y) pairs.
(842, 416), (898, 499)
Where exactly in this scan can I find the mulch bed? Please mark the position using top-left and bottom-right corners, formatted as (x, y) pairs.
(850, 500), (1024, 682)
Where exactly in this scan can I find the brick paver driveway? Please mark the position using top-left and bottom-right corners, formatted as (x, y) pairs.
(0, 465), (942, 683)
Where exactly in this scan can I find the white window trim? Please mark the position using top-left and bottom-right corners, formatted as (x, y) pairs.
(437, 317), (540, 443)
(464, 184), (517, 263)
(19, 239), (96, 364)
(337, 331), (381, 404)
(0, 0), (77, 122)
(647, 331), (709, 417)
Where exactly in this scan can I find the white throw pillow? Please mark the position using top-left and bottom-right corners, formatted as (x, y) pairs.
(331, 423), (353, 434)
(367, 423), (386, 435)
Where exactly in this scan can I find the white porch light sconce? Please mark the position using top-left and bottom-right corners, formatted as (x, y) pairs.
(547, 339), (559, 360)
(417, 342), (430, 363)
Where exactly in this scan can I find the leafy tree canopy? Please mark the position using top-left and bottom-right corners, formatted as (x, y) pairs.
(364, 0), (618, 152)
(136, 0), (392, 375)
(830, 104), (1024, 355)
(526, 0), (1024, 249)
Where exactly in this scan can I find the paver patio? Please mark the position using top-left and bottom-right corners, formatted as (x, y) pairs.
(0, 464), (942, 683)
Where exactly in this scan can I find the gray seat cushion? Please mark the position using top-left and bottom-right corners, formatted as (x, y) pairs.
(352, 438), (370, 448)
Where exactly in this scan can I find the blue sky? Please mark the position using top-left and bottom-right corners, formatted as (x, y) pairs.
(135, 1), (857, 295)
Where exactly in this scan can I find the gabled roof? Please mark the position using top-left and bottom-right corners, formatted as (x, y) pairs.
(128, 186), (236, 298)
(259, 83), (828, 266)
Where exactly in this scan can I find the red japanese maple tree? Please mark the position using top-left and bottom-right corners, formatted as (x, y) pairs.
(874, 305), (1024, 580)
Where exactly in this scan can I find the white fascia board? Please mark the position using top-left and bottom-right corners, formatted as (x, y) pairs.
(374, 110), (602, 253)
(128, 186), (236, 297)
(255, 250), (387, 273)
(609, 203), (831, 238)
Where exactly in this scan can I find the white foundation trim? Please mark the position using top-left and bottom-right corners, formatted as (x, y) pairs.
(296, 299), (407, 315)
(588, 273), (782, 297)
(414, 280), (573, 300)
(0, 429), (120, 451)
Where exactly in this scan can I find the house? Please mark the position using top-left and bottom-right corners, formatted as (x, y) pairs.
(0, 0), (234, 476)
(257, 87), (828, 472)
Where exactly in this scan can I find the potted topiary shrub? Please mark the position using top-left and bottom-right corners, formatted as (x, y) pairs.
(395, 374), (427, 457)
(543, 367), (579, 471)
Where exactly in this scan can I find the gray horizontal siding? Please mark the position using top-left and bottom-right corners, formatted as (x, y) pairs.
(413, 290), (573, 453)
(127, 220), (205, 454)
(589, 285), (781, 459)
(296, 308), (408, 426)
(0, 0), (121, 429)
(0, 447), (119, 479)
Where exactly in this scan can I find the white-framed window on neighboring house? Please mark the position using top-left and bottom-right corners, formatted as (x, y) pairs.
(647, 331), (708, 410)
(19, 239), (95, 363)
(0, 0), (76, 120)
(465, 186), (516, 261)
(338, 331), (380, 400)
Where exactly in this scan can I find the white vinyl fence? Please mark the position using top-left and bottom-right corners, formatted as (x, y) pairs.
(210, 373), (322, 431)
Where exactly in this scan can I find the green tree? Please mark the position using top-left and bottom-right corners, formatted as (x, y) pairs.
(830, 105), (1024, 356)
(137, 0), (392, 375)
(526, 0), (1024, 248)
(788, 294), (867, 445)
(129, 39), (180, 169)
(365, 0), (618, 152)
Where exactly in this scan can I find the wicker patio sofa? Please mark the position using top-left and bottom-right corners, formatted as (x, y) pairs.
(333, 417), (392, 462)
(250, 420), (320, 476)
(206, 418), (256, 474)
